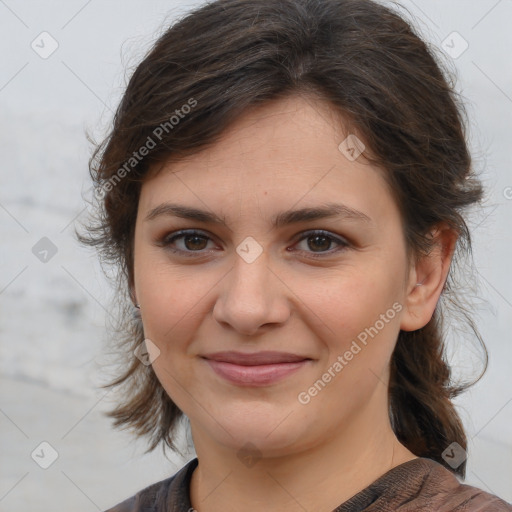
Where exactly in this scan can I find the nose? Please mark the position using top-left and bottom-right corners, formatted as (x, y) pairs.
(212, 250), (290, 336)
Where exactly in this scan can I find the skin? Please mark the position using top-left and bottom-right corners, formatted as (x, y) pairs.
(132, 94), (457, 512)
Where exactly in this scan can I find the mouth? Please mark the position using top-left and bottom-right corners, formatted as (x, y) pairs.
(201, 351), (312, 386)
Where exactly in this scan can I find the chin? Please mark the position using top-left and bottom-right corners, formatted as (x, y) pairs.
(193, 399), (311, 455)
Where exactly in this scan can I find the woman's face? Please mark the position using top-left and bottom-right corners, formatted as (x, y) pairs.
(133, 95), (417, 457)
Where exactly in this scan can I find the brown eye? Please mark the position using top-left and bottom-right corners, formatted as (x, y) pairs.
(293, 230), (349, 258)
(306, 234), (333, 252)
(181, 233), (208, 251)
(160, 230), (215, 256)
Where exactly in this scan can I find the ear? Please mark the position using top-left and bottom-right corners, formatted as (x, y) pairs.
(400, 223), (458, 332)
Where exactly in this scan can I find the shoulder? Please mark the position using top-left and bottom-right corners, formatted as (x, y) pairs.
(337, 457), (512, 511)
(103, 458), (198, 512)
(386, 457), (512, 511)
(423, 458), (512, 512)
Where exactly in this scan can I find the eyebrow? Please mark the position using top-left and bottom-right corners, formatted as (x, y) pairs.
(144, 201), (373, 228)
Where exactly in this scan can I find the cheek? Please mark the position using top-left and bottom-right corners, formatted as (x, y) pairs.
(137, 262), (212, 411)
(300, 271), (403, 413)
(297, 265), (405, 412)
(139, 268), (207, 346)
(304, 264), (403, 344)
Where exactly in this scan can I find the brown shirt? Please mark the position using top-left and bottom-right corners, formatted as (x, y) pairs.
(104, 457), (512, 511)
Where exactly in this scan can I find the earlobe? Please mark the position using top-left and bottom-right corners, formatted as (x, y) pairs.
(399, 224), (458, 332)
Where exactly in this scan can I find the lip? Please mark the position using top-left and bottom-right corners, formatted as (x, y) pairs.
(202, 351), (311, 387)
(203, 351), (310, 365)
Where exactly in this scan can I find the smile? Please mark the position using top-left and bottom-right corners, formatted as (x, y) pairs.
(202, 351), (311, 386)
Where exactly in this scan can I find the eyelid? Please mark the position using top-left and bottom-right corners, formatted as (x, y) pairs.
(158, 228), (350, 258)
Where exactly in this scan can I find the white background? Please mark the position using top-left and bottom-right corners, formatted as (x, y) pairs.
(0, 0), (511, 510)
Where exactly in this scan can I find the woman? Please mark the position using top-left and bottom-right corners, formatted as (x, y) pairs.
(78, 0), (512, 510)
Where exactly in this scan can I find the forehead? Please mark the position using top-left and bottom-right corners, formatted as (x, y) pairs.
(138, 95), (399, 228)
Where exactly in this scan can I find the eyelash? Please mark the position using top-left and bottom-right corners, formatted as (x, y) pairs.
(157, 229), (350, 259)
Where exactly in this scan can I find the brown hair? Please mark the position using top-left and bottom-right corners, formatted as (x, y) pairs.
(77, 0), (487, 477)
